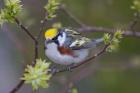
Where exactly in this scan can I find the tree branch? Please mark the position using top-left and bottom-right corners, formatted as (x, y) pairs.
(37, 0), (49, 41)
(13, 17), (38, 64)
(52, 44), (109, 74)
(78, 26), (140, 38)
(59, 5), (86, 27)
(60, 5), (140, 39)
(13, 18), (37, 42)
(129, 12), (139, 31)
(9, 17), (39, 93)
(9, 80), (24, 93)
(37, 17), (48, 41)
(58, 61), (137, 93)
(8, 2), (140, 93)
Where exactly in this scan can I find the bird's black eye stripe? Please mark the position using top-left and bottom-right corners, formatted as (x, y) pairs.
(52, 29), (63, 40)
(52, 31), (60, 45)
(52, 32), (59, 41)
(52, 29), (62, 40)
(51, 29), (64, 45)
(52, 36), (59, 45)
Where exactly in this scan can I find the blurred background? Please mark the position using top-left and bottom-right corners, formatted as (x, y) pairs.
(0, 0), (140, 93)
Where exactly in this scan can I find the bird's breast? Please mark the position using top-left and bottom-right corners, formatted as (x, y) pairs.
(57, 46), (75, 57)
(45, 43), (89, 65)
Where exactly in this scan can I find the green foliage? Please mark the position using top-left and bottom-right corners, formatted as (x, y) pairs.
(71, 88), (78, 93)
(103, 30), (123, 52)
(21, 59), (52, 90)
(103, 33), (111, 44)
(44, 0), (60, 20)
(114, 30), (123, 40)
(52, 22), (62, 28)
(131, 0), (140, 13)
(0, 0), (22, 26)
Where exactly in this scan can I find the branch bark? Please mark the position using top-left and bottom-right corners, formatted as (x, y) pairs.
(60, 5), (140, 39)
(78, 26), (140, 38)
(8, 3), (140, 93)
(52, 44), (109, 74)
(9, 17), (39, 93)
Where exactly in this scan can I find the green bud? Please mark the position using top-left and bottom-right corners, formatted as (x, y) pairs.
(44, 0), (60, 20)
(131, 0), (140, 13)
(21, 59), (52, 90)
(71, 88), (78, 93)
(106, 30), (123, 52)
(0, 0), (22, 26)
(114, 30), (123, 39)
(52, 22), (62, 28)
(103, 33), (111, 44)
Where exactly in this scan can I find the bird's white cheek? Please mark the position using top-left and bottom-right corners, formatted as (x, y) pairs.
(58, 32), (66, 46)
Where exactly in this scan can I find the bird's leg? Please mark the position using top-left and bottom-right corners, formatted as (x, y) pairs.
(64, 63), (76, 72)
(50, 64), (59, 74)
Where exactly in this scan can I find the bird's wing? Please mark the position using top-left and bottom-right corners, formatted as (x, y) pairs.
(64, 28), (81, 36)
(63, 28), (87, 49)
(63, 28), (103, 50)
(68, 36), (92, 50)
(69, 37), (103, 50)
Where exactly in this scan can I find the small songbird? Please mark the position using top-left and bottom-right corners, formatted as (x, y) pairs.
(44, 28), (103, 65)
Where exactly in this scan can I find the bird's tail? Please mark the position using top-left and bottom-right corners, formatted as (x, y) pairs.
(93, 38), (104, 45)
(87, 37), (104, 48)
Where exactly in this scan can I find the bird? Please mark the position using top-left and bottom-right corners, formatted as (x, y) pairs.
(44, 28), (103, 65)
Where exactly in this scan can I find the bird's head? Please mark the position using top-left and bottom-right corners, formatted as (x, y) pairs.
(44, 28), (66, 46)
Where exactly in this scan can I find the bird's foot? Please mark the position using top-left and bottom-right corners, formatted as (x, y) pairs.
(50, 65), (59, 74)
(64, 63), (76, 72)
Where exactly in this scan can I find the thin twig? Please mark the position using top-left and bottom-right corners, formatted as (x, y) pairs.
(37, 17), (48, 41)
(10, 80), (24, 93)
(53, 44), (109, 74)
(78, 26), (140, 38)
(9, 17), (39, 93)
(58, 61), (136, 93)
(59, 5), (86, 27)
(13, 17), (38, 64)
(58, 63), (99, 93)
(128, 12), (139, 35)
(13, 17), (37, 42)
(8, 3), (140, 93)
(60, 5), (140, 38)
(37, 0), (49, 41)
(52, 32), (113, 74)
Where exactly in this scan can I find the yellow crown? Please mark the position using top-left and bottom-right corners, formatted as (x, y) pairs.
(45, 28), (58, 39)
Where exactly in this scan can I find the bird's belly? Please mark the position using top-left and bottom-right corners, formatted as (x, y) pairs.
(45, 44), (89, 65)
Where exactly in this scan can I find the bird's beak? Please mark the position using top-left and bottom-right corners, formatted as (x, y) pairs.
(45, 39), (54, 44)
